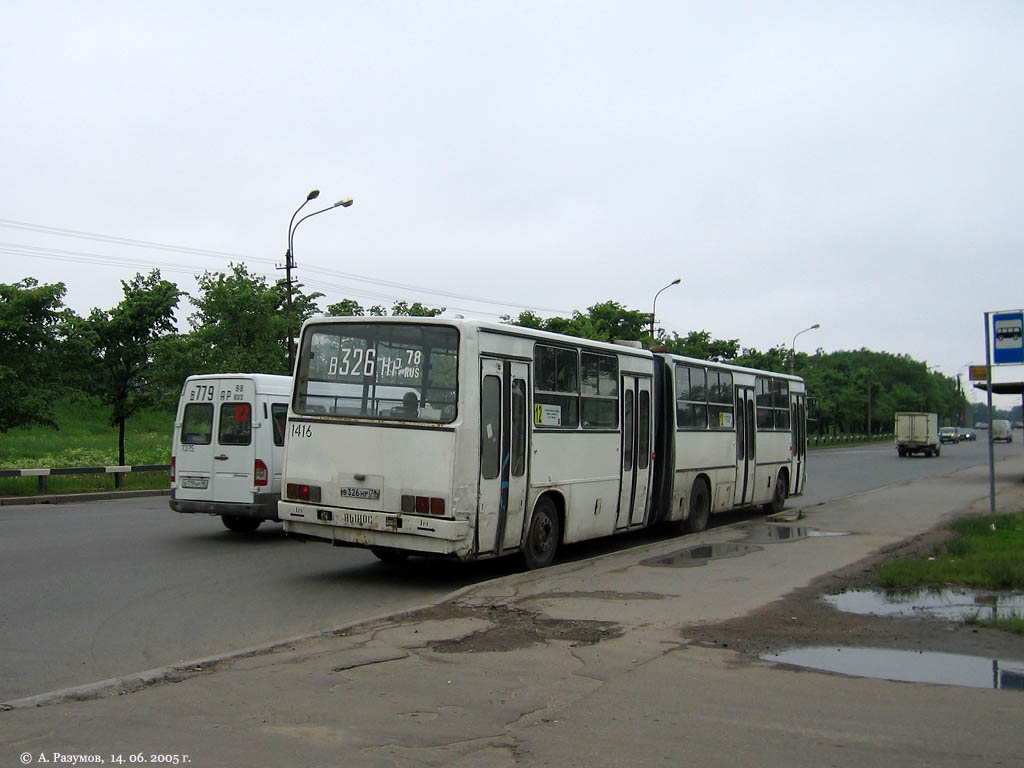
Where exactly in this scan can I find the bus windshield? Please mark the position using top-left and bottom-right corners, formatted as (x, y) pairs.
(294, 322), (459, 423)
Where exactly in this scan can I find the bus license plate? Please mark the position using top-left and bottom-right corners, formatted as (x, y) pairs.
(339, 486), (380, 500)
(181, 477), (209, 489)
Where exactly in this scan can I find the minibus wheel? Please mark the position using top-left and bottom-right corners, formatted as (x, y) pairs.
(521, 498), (561, 570)
(221, 515), (261, 533)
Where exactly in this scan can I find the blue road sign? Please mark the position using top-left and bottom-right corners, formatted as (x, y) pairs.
(993, 311), (1024, 365)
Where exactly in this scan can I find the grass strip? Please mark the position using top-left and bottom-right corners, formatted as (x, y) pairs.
(0, 398), (173, 497)
(875, 512), (1024, 635)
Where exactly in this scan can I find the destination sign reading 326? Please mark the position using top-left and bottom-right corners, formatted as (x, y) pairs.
(327, 346), (422, 382)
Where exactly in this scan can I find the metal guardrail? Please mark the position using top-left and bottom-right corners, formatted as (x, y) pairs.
(809, 434), (894, 446)
(0, 464), (170, 492)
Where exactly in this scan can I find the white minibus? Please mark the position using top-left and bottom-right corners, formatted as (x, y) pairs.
(170, 373), (291, 531)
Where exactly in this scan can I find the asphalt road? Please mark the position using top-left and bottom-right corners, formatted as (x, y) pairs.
(1, 435), (1018, 702)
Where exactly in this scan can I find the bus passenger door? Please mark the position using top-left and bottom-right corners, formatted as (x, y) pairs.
(735, 386), (756, 505)
(791, 393), (807, 495)
(501, 363), (530, 551)
(617, 375), (653, 529)
(479, 358), (530, 556)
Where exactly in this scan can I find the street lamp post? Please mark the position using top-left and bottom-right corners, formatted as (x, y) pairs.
(650, 278), (682, 343)
(789, 323), (820, 374)
(281, 191), (354, 370)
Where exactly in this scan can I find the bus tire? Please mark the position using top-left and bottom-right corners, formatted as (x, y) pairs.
(521, 497), (561, 570)
(221, 514), (261, 533)
(685, 479), (710, 533)
(764, 470), (788, 516)
(371, 546), (410, 564)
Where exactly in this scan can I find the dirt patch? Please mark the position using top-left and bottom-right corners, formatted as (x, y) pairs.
(682, 521), (1024, 661)
(417, 603), (624, 653)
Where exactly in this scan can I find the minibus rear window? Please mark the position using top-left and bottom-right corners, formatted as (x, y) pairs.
(219, 402), (252, 446)
(181, 403), (213, 445)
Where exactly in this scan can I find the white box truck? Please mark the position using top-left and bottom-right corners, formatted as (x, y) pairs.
(170, 373), (292, 531)
(895, 412), (940, 457)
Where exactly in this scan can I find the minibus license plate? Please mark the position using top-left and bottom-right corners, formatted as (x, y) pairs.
(181, 477), (209, 489)
(340, 487), (380, 500)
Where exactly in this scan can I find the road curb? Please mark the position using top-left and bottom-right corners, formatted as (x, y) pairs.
(0, 488), (170, 507)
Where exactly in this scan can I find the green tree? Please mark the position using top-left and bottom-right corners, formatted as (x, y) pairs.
(504, 300), (649, 343)
(0, 278), (70, 433)
(324, 298), (445, 318)
(501, 310), (546, 329)
(187, 263), (322, 374)
(665, 330), (741, 362)
(325, 298), (365, 316)
(390, 300), (445, 317)
(68, 270), (182, 467)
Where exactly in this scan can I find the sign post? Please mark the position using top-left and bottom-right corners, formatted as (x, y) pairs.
(985, 314), (996, 514)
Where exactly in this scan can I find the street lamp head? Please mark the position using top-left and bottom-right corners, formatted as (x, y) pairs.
(670, 277), (682, 286)
(337, 198), (354, 208)
(810, 323), (820, 330)
(307, 189), (320, 201)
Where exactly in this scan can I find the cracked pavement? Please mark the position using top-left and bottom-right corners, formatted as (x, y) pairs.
(3, 457), (1024, 767)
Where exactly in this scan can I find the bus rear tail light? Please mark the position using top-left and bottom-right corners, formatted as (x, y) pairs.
(254, 459), (269, 487)
(401, 494), (446, 516)
(287, 483), (321, 502)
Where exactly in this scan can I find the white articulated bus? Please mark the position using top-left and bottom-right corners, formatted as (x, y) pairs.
(279, 317), (806, 568)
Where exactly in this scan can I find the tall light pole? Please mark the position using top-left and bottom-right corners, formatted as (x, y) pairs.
(650, 278), (681, 343)
(790, 323), (820, 374)
(281, 191), (354, 370)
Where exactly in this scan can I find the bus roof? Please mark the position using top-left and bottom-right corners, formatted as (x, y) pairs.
(302, 315), (657, 360)
(301, 315), (804, 382)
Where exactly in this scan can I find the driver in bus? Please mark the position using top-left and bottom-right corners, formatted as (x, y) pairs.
(400, 391), (419, 419)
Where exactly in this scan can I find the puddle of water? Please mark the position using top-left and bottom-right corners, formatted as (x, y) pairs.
(762, 646), (1024, 691)
(826, 589), (1024, 621)
(742, 524), (850, 543)
(642, 524), (849, 568)
(640, 542), (760, 568)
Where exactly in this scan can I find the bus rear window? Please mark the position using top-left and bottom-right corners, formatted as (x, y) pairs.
(295, 322), (459, 423)
(181, 403), (213, 445)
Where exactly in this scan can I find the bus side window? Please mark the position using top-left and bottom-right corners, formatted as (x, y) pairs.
(481, 376), (501, 479)
(511, 378), (526, 477)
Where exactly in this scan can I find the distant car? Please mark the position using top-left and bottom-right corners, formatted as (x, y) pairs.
(992, 419), (1013, 443)
(957, 428), (976, 441)
(939, 427), (959, 444)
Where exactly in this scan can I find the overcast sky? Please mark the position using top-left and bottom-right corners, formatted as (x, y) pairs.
(2, 1), (1022, 406)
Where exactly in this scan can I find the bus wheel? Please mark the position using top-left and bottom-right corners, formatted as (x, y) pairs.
(221, 515), (261, 533)
(685, 479), (710, 533)
(764, 471), (788, 516)
(521, 498), (560, 570)
(371, 546), (410, 564)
